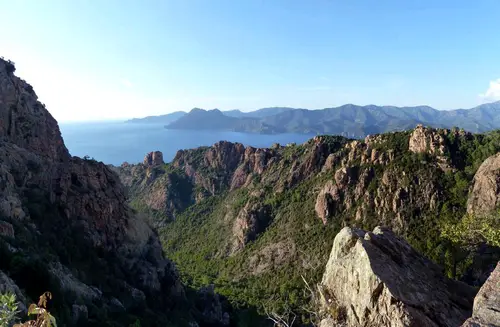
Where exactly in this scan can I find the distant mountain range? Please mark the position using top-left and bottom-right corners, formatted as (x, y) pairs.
(126, 101), (500, 137)
(126, 111), (186, 124)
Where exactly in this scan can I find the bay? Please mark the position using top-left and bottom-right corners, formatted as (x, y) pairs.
(59, 121), (314, 165)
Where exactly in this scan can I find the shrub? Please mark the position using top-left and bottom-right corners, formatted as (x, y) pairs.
(15, 292), (57, 327)
(0, 292), (19, 327)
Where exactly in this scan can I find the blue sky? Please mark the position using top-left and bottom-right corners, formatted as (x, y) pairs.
(1, 0), (500, 121)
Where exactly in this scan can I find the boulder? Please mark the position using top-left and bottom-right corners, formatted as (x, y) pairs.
(461, 262), (500, 327)
(467, 153), (500, 215)
(320, 226), (475, 327)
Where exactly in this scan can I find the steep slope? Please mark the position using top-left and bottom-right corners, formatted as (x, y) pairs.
(0, 58), (231, 327)
(117, 125), (500, 322)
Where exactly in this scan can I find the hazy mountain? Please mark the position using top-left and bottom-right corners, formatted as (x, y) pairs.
(166, 108), (279, 133)
(125, 111), (186, 124)
(223, 107), (297, 118)
(163, 102), (500, 137)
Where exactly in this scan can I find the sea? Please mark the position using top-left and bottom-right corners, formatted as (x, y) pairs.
(59, 121), (314, 165)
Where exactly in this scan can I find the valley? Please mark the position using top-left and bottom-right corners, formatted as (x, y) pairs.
(117, 125), (500, 325)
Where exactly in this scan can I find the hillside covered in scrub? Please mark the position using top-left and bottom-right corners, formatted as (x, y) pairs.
(117, 125), (500, 323)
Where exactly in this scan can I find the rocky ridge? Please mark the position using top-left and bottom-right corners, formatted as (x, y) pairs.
(117, 136), (344, 245)
(0, 58), (229, 326)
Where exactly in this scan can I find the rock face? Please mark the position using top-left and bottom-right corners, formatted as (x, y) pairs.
(0, 60), (68, 161)
(409, 124), (446, 155)
(143, 151), (164, 167)
(462, 263), (500, 327)
(467, 152), (500, 215)
(231, 201), (270, 253)
(315, 138), (439, 231)
(117, 136), (345, 226)
(319, 227), (475, 327)
(0, 58), (188, 325)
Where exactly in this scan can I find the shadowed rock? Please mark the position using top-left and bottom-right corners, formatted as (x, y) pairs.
(461, 262), (500, 327)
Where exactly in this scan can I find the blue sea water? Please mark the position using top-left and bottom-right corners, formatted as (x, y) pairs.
(59, 122), (314, 165)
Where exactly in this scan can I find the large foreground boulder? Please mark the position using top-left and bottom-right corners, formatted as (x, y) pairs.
(319, 227), (475, 327)
(467, 152), (500, 215)
(462, 262), (500, 327)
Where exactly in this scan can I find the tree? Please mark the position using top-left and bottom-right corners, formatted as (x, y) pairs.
(442, 211), (500, 248)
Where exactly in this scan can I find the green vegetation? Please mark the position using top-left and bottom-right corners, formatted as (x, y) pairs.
(442, 212), (500, 248)
(0, 293), (19, 327)
(0, 292), (57, 327)
(160, 176), (338, 324)
(125, 128), (500, 324)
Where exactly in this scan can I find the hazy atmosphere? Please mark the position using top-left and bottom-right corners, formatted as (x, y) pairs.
(2, 0), (500, 122)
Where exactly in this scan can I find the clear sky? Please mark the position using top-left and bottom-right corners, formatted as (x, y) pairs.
(1, 0), (500, 121)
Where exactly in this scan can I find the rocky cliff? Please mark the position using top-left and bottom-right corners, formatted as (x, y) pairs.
(117, 124), (500, 322)
(0, 58), (228, 326)
(318, 226), (475, 327)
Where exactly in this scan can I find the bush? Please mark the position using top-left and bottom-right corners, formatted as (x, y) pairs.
(0, 292), (19, 327)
